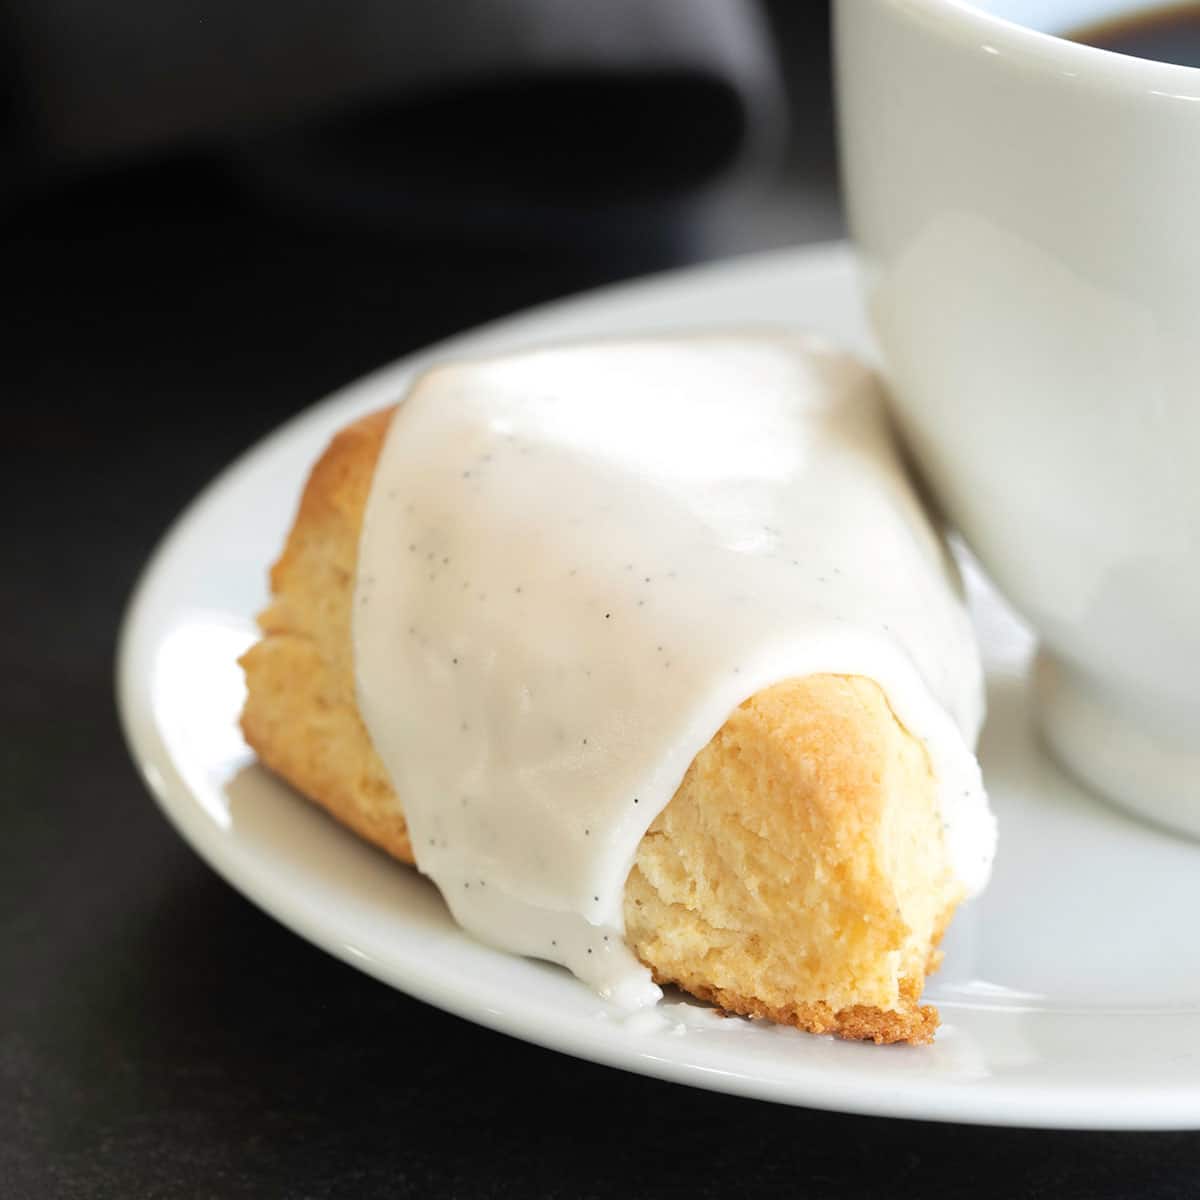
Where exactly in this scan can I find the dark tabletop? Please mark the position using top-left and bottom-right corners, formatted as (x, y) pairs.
(5, 13), (1200, 1198)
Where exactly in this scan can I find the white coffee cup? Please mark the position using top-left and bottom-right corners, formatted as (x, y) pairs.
(835, 0), (1200, 835)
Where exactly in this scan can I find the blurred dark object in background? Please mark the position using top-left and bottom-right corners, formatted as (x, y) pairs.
(5, 0), (783, 254)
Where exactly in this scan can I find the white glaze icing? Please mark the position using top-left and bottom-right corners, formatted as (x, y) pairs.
(353, 333), (996, 1007)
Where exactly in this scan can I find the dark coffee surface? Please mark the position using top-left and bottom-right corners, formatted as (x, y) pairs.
(1067, 3), (1200, 68)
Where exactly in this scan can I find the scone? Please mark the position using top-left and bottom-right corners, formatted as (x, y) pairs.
(240, 335), (994, 1044)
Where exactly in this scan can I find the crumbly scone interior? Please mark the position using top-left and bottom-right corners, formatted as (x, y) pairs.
(625, 675), (960, 1044)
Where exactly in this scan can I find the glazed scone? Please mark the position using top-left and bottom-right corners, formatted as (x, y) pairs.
(241, 336), (993, 1045)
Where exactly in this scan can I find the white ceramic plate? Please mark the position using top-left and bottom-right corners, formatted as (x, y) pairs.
(117, 243), (1200, 1129)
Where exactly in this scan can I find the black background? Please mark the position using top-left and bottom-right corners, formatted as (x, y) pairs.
(5, 3), (1199, 1196)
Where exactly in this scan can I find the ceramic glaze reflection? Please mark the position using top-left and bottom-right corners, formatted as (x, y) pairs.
(836, 0), (1200, 834)
(352, 334), (995, 1005)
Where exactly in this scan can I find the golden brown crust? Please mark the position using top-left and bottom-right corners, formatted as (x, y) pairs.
(671, 977), (939, 1046)
(240, 407), (961, 1044)
(240, 408), (415, 864)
